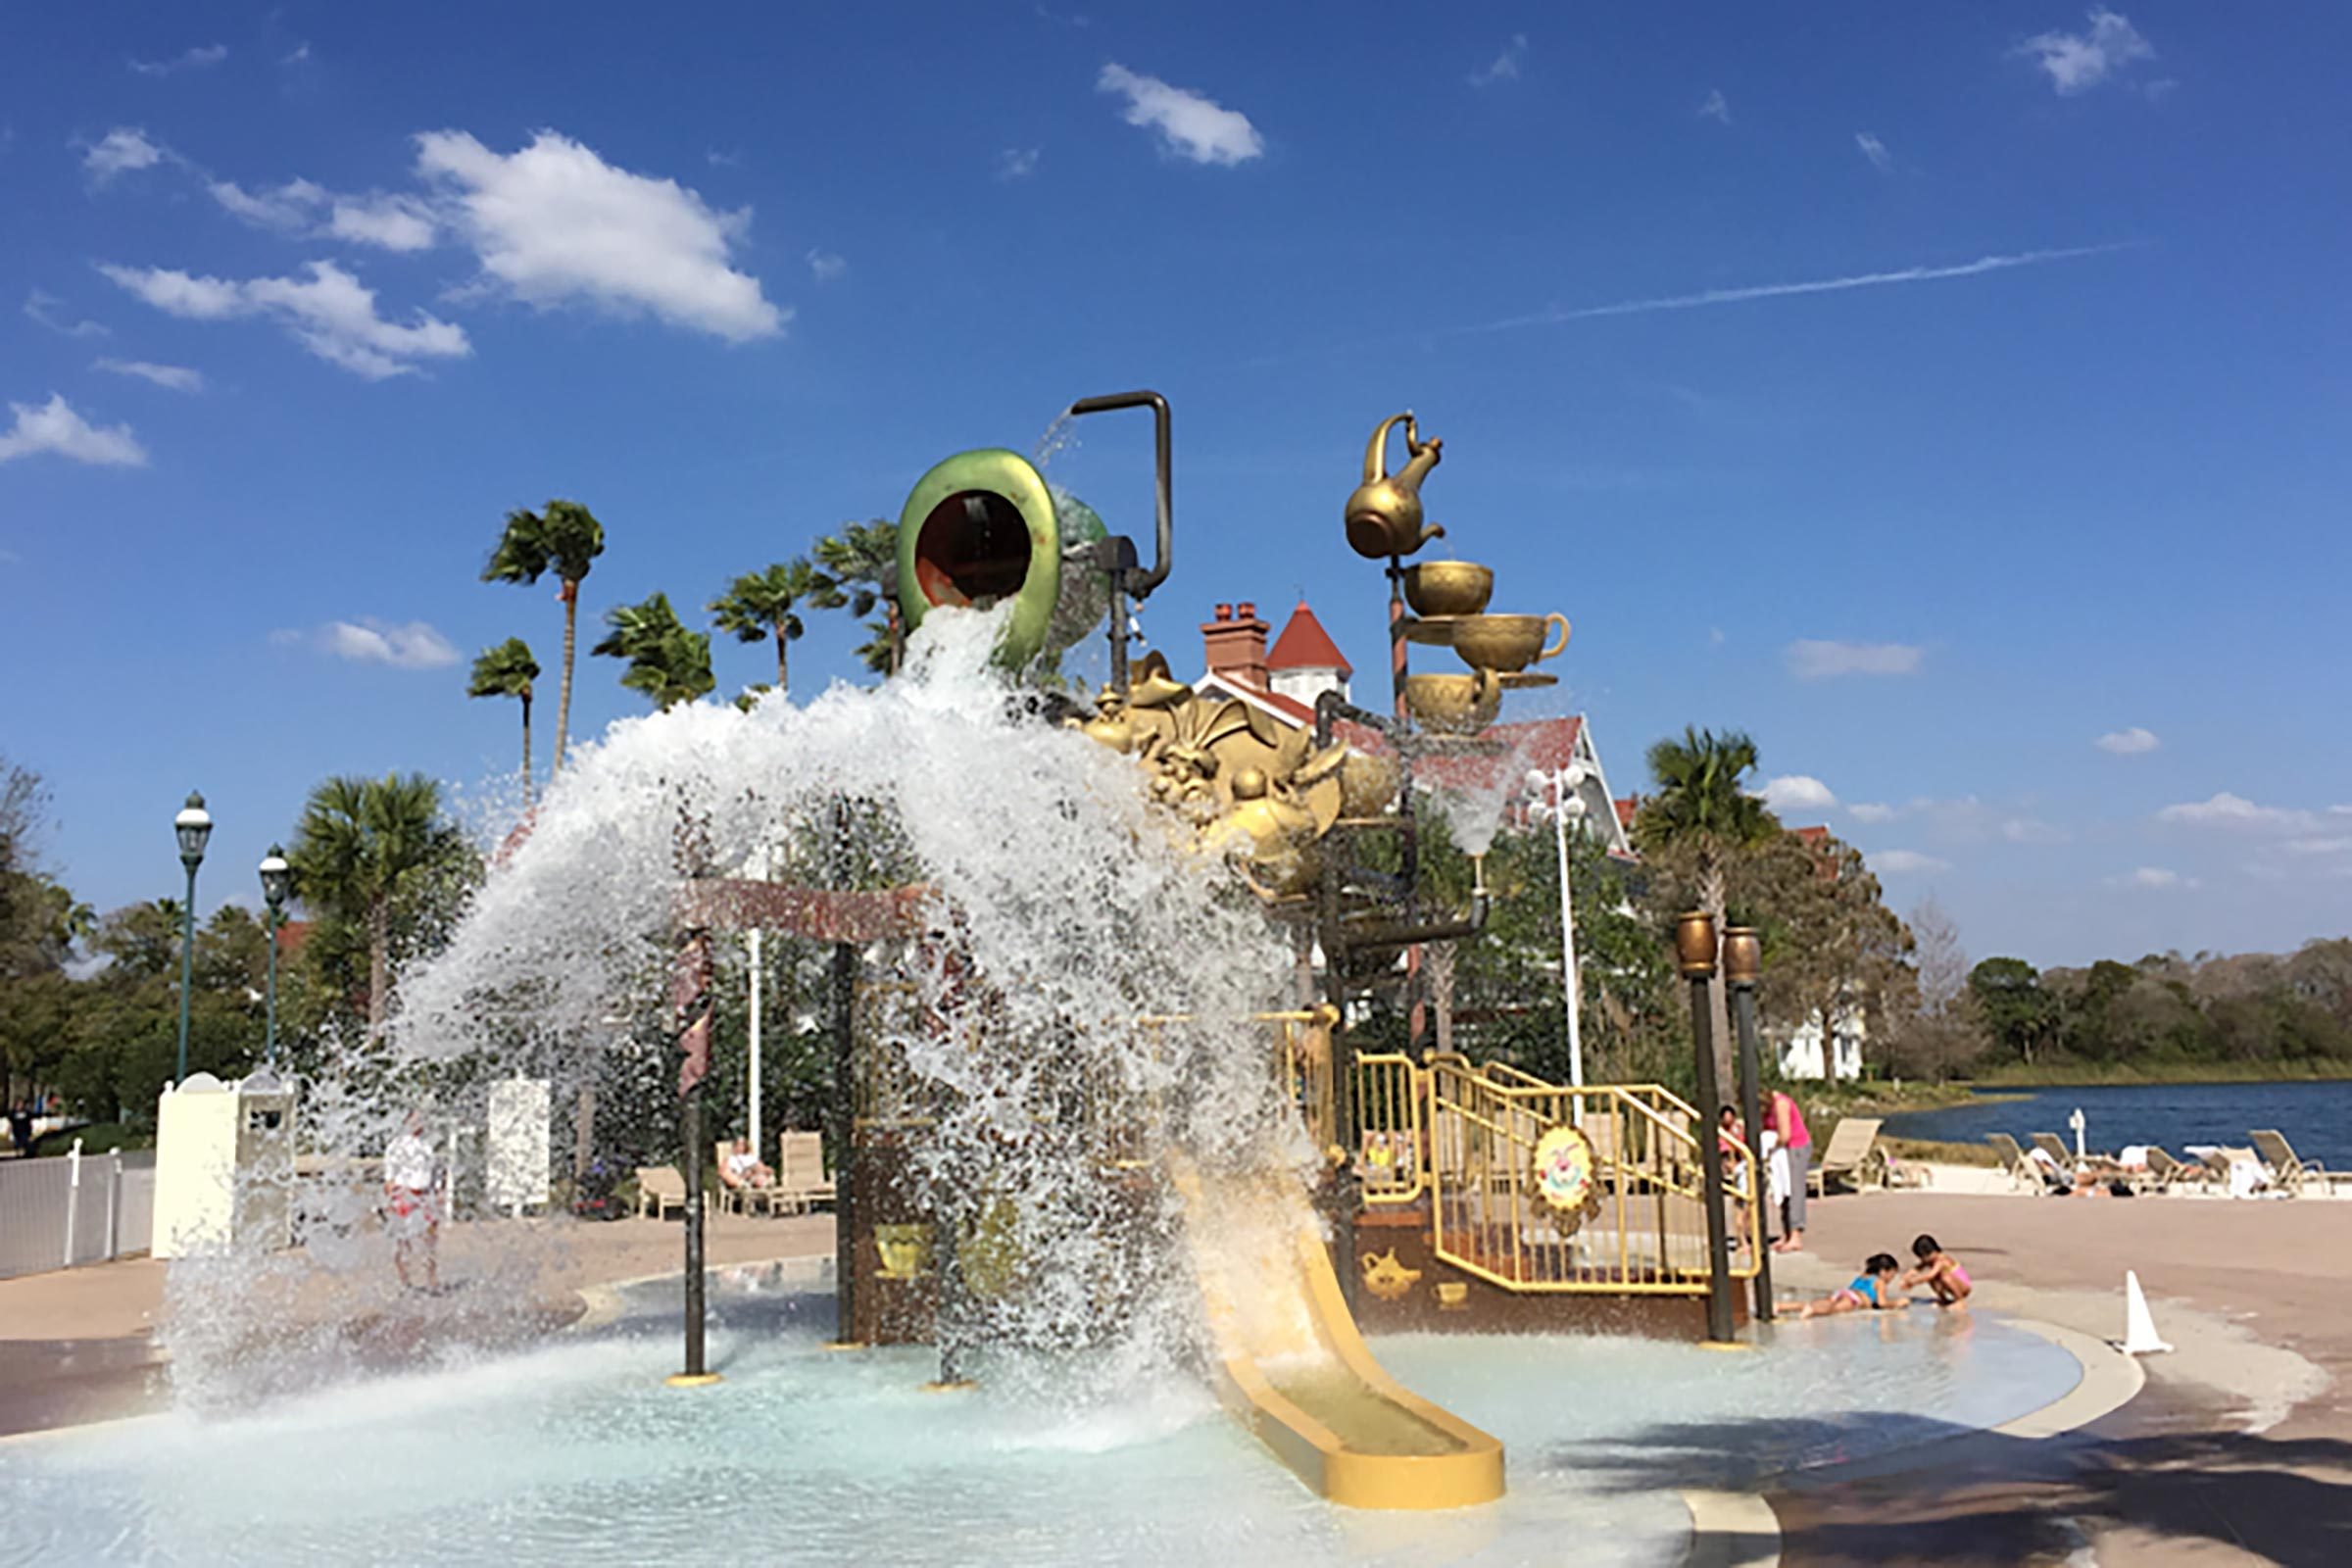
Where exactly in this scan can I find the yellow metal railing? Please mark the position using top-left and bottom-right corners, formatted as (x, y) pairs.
(1421, 1060), (1760, 1295)
(1350, 1053), (1425, 1204)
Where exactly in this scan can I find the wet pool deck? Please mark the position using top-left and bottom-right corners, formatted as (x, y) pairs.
(4, 1195), (2346, 1562)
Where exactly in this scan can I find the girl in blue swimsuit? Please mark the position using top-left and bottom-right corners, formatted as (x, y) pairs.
(1796, 1252), (1909, 1318)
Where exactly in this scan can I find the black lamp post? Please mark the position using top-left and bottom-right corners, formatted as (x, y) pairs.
(172, 792), (213, 1086)
(1675, 909), (1739, 1346)
(1723, 926), (1774, 1322)
(258, 845), (292, 1068)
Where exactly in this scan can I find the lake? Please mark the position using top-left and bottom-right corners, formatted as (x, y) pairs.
(1881, 1081), (2352, 1169)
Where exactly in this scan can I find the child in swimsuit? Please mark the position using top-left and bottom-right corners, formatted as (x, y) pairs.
(1901, 1233), (1973, 1307)
(1796, 1253), (1908, 1319)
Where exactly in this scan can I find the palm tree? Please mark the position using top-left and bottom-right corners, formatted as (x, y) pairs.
(482, 501), (606, 777)
(592, 592), (715, 710)
(1632, 727), (1780, 1088)
(709, 559), (837, 696)
(289, 773), (466, 1037)
(466, 638), (540, 807)
(811, 519), (901, 675)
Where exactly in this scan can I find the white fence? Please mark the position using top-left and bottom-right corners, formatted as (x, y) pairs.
(0, 1148), (157, 1281)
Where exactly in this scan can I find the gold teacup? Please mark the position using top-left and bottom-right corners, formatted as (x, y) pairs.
(1401, 561), (1493, 618)
(1403, 671), (1500, 735)
(1451, 612), (1569, 674)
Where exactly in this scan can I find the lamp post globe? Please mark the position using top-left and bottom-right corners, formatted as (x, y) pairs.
(258, 844), (291, 1068)
(172, 792), (213, 1087)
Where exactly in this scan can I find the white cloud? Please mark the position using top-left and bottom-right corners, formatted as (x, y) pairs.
(2284, 836), (2352, 858)
(2000, 816), (2069, 845)
(94, 359), (204, 392)
(1848, 802), (1897, 824)
(416, 129), (785, 342)
(2112, 866), (2189, 890)
(1470, 34), (1528, 87)
(326, 193), (438, 252)
(1760, 775), (1838, 813)
(84, 126), (166, 183)
(2155, 792), (2318, 834)
(1785, 639), (1924, 679)
(281, 43), (311, 67)
(1871, 849), (1951, 875)
(24, 290), (108, 338)
(1096, 64), (1264, 167)
(995, 147), (1040, 181)
(0, 394), (148, 467)
(2016, 8), (2155, 96)
(2095, 725), (2160, 755)
(1855, 131), (1892, 173)
(128, 44), (227, 77)
(806, 249), (847, 283)
(1698, 89), (1731, 124)
(211, 177), (439, 252)
(281, 618), (461, 670)
(101, 260), (470, 379)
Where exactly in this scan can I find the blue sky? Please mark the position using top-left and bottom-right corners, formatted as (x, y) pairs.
(4, 3), (2347, 969)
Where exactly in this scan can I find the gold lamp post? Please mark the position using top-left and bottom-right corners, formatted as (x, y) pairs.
(1722, 926), (1773, 1321)
(1677, 911), (1740, 1347)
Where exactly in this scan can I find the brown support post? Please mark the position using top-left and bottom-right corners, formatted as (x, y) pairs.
(1677, 911), (1739, 1347)
(1724, 927), (1775, 1322)
(829, 936), (860, 1348)
(667, 924), (720, 1387)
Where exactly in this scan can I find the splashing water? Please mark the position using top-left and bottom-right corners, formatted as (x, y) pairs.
(1421, 736), (1536, 858)
(172, 603), (1312, 1413)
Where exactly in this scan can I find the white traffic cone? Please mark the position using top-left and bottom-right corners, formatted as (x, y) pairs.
(2122, 1269), (2172, 1355)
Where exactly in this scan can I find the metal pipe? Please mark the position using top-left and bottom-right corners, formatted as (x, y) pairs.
(174, 862), (197, 1086)
(1333, 891), (1491, 954)
(1062, 391), (1173, 600)
(681, 1076), (708, 1377)
(1679, 918), (1739, 1346)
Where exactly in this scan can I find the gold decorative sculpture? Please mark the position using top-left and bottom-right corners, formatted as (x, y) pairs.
(1344, 414), (1446, 561)
(1402, 670), (1501, 735)
(1401, 561), (1493, 617)
(1449, 613), (1570, 674)
(873, 1223), (934, 1281)
(1360, 1248), (1424, 1302)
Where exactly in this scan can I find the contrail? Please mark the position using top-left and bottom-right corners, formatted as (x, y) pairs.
(1466, 243), (2136, 333)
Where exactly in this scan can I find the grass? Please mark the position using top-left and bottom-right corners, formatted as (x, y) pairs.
(1882, 1135), (2000, 1168)
(27, 1121), (154, 1156)
(1973, 1059), (2352, 1087)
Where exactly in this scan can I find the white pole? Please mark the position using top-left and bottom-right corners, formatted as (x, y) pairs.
(748, 928), (764, 1162)
(1554, 777), (1584, 1090)
(63, 1137), (83, 1268)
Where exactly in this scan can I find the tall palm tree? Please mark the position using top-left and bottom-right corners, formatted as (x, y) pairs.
(466, 638), (540, 807)
(289, 773), (465, 1037)
(592, 592), (715, 710)
(1632, 727), (1780, 1088)
(482, 501), (606, 777)
(811, 519), (901, 675)
(709, 559), (837, 696)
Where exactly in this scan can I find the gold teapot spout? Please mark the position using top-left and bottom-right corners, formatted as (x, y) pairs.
(1345, 413), (1446, 561)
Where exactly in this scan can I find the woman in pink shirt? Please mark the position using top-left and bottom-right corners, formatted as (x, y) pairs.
(1769, 1090), (1811, 1253)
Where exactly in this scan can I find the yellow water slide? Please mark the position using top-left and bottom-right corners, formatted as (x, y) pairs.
(1171, 1159), (1505, 1510)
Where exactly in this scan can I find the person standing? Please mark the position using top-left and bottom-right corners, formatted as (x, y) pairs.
(1769, 1088), (1812, 1253)
(384, 1111), (441, 1293)
(7, 1103), (32, 1158)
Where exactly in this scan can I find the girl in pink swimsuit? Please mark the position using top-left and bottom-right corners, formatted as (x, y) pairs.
(1902, 1233), (1973, 1307)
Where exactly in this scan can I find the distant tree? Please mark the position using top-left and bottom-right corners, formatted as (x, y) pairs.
(289, 774), (470, 1037)
(710, 559), (838, 696)
(592, 592), (715, 710)
(1968, 957), (2058, 1065)
(482, 501), (606, 775)
(1632, 727), (1781, 1086)
(466, 638), (540, 808)
(811, 520), (901, 675)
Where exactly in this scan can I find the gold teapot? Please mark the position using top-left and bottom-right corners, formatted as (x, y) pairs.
(1403, 669), (1501, 735)
(1345, 414), (1446, 561)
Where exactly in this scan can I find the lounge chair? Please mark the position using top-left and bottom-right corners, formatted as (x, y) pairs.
(2143, 1148), (2212, 1193)
(1985, 1133), (2038, 1191)
(2250, 1131), (2344, 1197)
(776, 1131), (838, 1211)
(2030, 1132), (2079, 1168)
(1807, 1117), (1885, 1197)
(635, 1165), (690, 1220)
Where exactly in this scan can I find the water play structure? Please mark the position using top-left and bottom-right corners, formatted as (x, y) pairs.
(630, 395), (1762, 1510)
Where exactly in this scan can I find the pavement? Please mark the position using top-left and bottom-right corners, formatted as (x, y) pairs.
(3, 1188), (2346, 1564)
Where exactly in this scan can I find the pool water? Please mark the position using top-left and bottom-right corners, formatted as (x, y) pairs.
(0, 1269), (2080, 1567)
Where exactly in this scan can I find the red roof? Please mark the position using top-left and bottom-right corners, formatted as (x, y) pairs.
(1789, 825), (1831, 847)
(1614, 797), (1638, 830)
(1265, 601), (1351, 677)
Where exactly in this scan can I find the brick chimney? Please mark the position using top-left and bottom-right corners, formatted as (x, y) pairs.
(1200, 600), (1270, 690)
